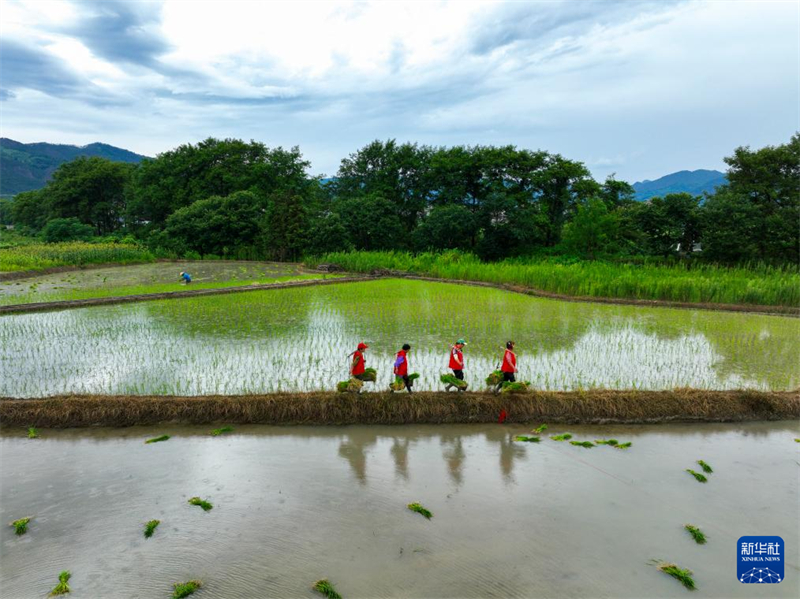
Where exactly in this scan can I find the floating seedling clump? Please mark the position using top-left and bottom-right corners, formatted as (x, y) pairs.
(485, 370), (503, 386)
(361, 368), (377, 382)
(696, 460), (713, 473)
(210, 426), (233, 436)
(49, 571), (71, 596)
(144, 519), (160, 538)
(28, 427), (39, 439)
(313, 579), (342, 599)
(337, 378), (364, 393)
(501, 381), (530, 394)
(440, 374), (468, 390)
(595, 439), (618, 446)
(684, 524), (707, 544)
(685, 469), (707, 483)
(532, 424), (547, 434)
(10, 517), (31, 536)
(407, 502), (433, 519)
(514, 435), (540, 443)
(615, 442), (632, 449)
(654, 561), (696, 590)
(145, 435), (170, 444)
(172, 580), (202, 598)
(188, 497), (213, 511)
(550, 433), (573, 441)
(570, 440), (594, 448)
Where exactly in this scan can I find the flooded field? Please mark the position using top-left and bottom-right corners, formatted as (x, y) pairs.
(1, 279), (798, 397)
(0, 261), (323, 306)
(1, 422), (797, 598)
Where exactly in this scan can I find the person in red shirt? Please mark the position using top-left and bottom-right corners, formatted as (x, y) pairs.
(394, 343), (413, 393)
(351, 342), (369, 380)
(497, 340), (517, 391)
(446, 338), (467, 390)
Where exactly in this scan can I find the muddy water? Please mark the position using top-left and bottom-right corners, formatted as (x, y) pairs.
(1, 422), (797, 598)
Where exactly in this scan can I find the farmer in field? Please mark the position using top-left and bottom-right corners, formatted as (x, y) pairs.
(497, 340), (517, 391)
(446, 339), (467, 390)
(394, 343), (413, 393)
(351, 342), (369, 380)
(179, 271), (192, 284)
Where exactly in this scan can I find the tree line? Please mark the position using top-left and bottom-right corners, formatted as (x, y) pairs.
(3, 134), (798, 264)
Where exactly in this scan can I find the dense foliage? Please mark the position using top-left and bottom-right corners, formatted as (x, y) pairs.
(3, 134), (797, 266)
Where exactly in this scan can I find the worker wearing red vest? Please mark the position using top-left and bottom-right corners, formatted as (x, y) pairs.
(351, 342), (368, 379)
(449, 338), (466, 377)
(498, 340), (517, 391)
(394, 344), (413, 393)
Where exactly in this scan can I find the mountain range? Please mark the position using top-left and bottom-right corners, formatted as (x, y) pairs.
(0, 138), (148, 196)
(632, 169), (726, 201)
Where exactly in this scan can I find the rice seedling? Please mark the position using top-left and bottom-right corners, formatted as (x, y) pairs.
(615, 442), (632, 449)
(551, 433), (573, 441)
(172, 580), (202, 598)
(144, 519), (160, 538)
(532, 424), (547, 434)
(408, 373), (420, 382)
(10, 517), (31, 535)
(440, 373), (468, 390)
(696, 460), (713, 473)
(570, 440), (594, 448)
(145, 435), (170, 444)
(514, 435), (540, 442)
(795, 438), (800, 443)
(407, 502), (433, 519)
(684, 524), (707, 544)
(362, 368), (377, 382)
(337, 378), (363, 393)
(210, 426), (233, 436)
(28, 427), (39, 438)
(595, 439), (619, 445)
(49, 571), (71, 596)
(188, 497), (213, 511)
(501, 381), (530, 394)
(313, 579), (342, 599)
(485, 370), (503, 386)
(652, 561), (696, 590)
(685, 469), (708, 483)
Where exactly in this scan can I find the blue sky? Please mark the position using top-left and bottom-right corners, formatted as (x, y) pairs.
(1, 0), (797, 182)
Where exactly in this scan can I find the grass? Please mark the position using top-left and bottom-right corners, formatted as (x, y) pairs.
(532, 423), (547, 434)
(313, 579), (342, 599)
(684, 524), (707, 544)
(570, 440), (594, 448)
(551, 433), (573, 441)
(144, 519), (160, 538)
(11, 517), (31, 535)
(514, 435), (540, 442)
(188, 497), (213, 511)
(685, 469), (708, 483)
(407, 502), (433, 519)
(49, 571), (71, 596)
(307, 251), (800, 307)
(654, 561), (696, 590)
(28, 426), (38, 438)
(145, 435), (170, 444)
(210, 426), (233, 436)
(172, 580), (202, 598)
(0, 242), (156, 273)
(696, 460), (713, 473)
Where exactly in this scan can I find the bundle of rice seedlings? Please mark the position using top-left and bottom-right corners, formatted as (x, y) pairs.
(145, 435), (170, 444)
(313, 579), (342, 599)
(361, 368), (377, 382)
(795, 438), (800, 443)
(172, 580), (202, 598)
(11, 517), (31, 535)
(440, 374), (468, 390)
(188, 497), (213, 511)
(501, 381), (530, 394)
(532, 424), (547, 434)
(408, 373), (420, 382)
(210, 426), (234, 436)
(615, 442), (632, 449)
(696, 460), (713, 473)
(550, 433), (573, 441)
(389, 379), (405, 391)
(685, 469), (707, 483)
(570, 440), (594, 448)
(144, 519), (160, 538)
(684, 524), (707, 544)
(28, 427), (39, 439)
(654, 561), (696, 590)
(514, 435), (540, 443)
(407, 502), (433, 519)
(49, 571), (71, 596)
(595, 439), (619, 446)
(485, 370), (503, 386)
(337, 378), (364, 393)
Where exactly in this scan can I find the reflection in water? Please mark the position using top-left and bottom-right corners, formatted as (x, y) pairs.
(390, 438), (410, 480)
(441, 435), (466, 486)
(337, 433), (378, 485)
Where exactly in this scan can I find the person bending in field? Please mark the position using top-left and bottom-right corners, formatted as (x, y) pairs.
(446, 338), (467, 390)
(351, 342), (369, 380)
(497, 340), (517, 392)
(394, 343), (413, 393)
(180, 271), (192, 284)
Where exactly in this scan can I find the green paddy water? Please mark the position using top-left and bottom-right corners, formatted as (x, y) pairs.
(1, 279), (798, 397)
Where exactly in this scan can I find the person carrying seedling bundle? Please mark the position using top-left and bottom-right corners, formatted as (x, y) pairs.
(393, 343), (413, 393)
(179, 271), (192, 284)
(351, 342), (369, 380)
(497, 340), (517, 392)
(446, 339), (467, 391)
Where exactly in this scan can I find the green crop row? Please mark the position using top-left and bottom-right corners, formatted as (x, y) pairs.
(0, 242), (158, 273)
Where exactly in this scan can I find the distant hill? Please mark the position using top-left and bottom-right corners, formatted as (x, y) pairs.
(632, 169), (726, 201)
(0, 138), (148, 196)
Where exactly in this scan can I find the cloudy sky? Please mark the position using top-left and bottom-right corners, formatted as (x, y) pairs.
(1, 0), (797, 182)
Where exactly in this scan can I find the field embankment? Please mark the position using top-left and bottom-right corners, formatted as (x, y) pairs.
(308, 251), (800, 309)
(2, 389), (797, 428)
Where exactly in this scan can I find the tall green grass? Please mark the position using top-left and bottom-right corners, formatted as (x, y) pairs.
(307, 251), (799, 307)
(0, 242), (157, 273)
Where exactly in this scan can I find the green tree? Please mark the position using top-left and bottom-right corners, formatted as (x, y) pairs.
(560, 198), (619, 259)
(413, 205), (478, 251)
(41, 217), (95, 242)
(0, 198), (13, 225)
(265, 191), (308, 261)
(10, 190), (47, 231)
(701, 189), (761, 263)
(306, 213), (354, 255)
(476, 190), (548, 260)
(333, 194), (405, 251)
(636, 193), (702, 257)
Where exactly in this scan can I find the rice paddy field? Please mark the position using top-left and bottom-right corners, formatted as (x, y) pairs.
(1, 422), (797, 598)
(1, 279), (798, 397)
(0, 261), (329, 306)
